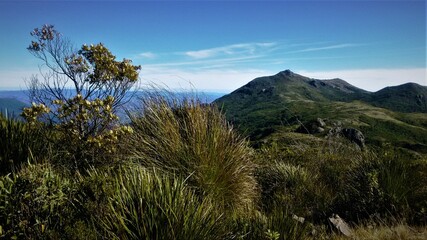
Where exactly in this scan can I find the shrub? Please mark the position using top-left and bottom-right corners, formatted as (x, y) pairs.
(0, 163), (78, 239)
(99, 166), (225, 240)
(23, 24), (140, 172)
(255, 140), (362, 223)
(336, 149), (427, 224)
(125, 92), (258, 215)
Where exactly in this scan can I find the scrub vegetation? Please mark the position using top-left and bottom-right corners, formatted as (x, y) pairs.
(1, 25), (426, 239)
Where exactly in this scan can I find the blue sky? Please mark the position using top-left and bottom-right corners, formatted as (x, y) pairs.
(0, 0), (425, 92)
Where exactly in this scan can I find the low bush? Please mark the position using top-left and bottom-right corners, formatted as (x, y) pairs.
(0, 163), (80, 239)
(336, 150), (427, 224)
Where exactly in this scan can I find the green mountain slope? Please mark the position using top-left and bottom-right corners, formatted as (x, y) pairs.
(214, 70), (427, 153)
(364, 83), (427, 113)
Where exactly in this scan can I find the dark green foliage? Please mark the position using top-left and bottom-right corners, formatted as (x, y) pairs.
(0, 164), (78, 239)
(335, 150), (427, 224)
(0, 114), (49, 175)
(254, 136), (427, 227)
(359, 116), (427, 153)
(254, 140), (357, 223)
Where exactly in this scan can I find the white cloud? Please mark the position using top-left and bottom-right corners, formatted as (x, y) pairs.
(184, 42), (276, 59)
(139, 66), (273, 92)
(138, 67), (427, 93)
(2, 67), (426, 93)
(137, 52), (156, 59)
(291, 43), (361, 53)
(142, 55), (262, 69)
(298, 68), (427, 92)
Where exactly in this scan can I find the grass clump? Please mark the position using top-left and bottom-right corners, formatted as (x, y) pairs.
(125, 92), (258, 215)
(0, 113), (49, 175)
(256, 161), (310, 213)
(99, 165), (225, 240)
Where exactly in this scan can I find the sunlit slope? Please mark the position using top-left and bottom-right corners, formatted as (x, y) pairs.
(215, 70), (427, 153)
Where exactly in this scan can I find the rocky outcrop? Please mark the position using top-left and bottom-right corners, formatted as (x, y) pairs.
(296, 118), (326, 134)
(296, 118), (365, 149)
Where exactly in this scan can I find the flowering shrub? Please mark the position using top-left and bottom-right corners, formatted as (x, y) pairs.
(22, 24), (140, 171)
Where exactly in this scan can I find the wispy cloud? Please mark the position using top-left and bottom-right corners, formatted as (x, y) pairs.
(133, 41), (365, 71)
(184, 42), (277, 59)
(143, 55), (263, 69)
(291, 43), (361, 53)
(137, 52), (156, 59)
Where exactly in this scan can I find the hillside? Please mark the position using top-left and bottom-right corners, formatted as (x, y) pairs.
(0, 98), (27, 117)
(214, 70), (427, 153)
(364, 83), (427, 113)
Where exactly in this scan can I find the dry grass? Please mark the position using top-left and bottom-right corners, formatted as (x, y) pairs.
(331, 224), (427, 240)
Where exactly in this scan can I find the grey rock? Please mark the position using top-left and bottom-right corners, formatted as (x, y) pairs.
(296, 118), (326, 134)
(341, 128), (365, 148)
(329, 214), (352, 237)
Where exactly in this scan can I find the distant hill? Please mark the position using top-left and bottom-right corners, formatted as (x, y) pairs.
(0, 90), (29, 103)
(364, 83), (427, 113)
(214, 70), (427, 153)
(0, 90), (225, 120)
(0, 98), (27, 117)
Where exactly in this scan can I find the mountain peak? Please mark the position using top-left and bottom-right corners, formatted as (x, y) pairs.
(217, 70), (427, 113)
(279, 69), (294, 76)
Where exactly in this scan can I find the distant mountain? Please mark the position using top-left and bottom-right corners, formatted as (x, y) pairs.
(364, 83), (427, 113)
(214, 70), (427, 153)
(0, 90), (29, 103)
(0, 89), (225, 120)
(0, 98), (27, 117)
(223, 70), (368, 103)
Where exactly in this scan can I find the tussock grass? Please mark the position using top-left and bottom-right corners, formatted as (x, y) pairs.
(0, 113), (49, 175)
(99, 166), (225, 240)
(124, 91), (258, 215)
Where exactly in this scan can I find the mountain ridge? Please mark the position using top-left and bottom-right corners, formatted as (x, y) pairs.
(220, 69), (427, 113)
(214, 70), (427, 153)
